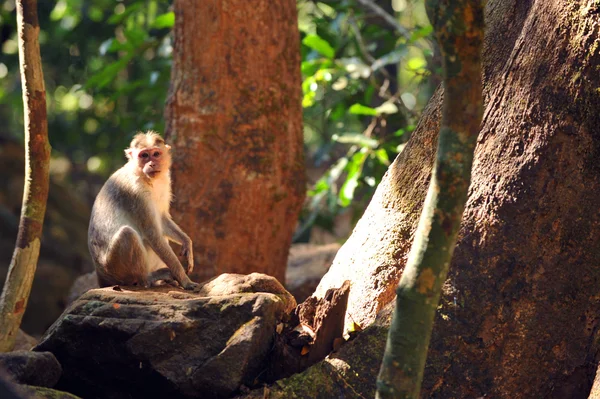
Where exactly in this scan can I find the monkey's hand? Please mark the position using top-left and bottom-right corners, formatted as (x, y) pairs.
(180, 240), (194, 275)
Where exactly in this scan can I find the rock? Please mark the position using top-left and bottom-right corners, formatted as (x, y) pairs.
(67, 243), (335, 316)
(35, 274), (295, 399)
(67, 271), (296, 310)
(14, 330), (38, 351)
(66, 272), (98, 305)
(0, 367), (80, 399)
(285, 244), (340, 303)
(235, 302), (393, 399)
(0, 351), (61, 388)
(199, 272), (296, 313)
(0, 369), (26, 399)
(22, 386), (82, 399)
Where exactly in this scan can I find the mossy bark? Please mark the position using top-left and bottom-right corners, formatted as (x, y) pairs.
(0, 0), (50, 352)
(376, 1), (484, 398)
(165, 0), (305, 283)
(312, 0), (600, 397)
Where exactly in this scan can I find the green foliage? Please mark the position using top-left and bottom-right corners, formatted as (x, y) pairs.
(303, 34), (336, 58)
(296, 0), (437, 240)
(0, 0), (437, 241)
(0, 0), (172, 174)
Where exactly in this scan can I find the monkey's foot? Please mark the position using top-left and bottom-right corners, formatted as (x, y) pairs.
(182, 281), (201, 291)
(148, 268), (175, 287)
(150, 278), (177, 287)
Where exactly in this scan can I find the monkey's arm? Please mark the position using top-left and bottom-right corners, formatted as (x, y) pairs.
(163, 217), (189, 244)
(163, 216), (194, 274)
(144, 227), (197, 289)
(127, 202), (197, 290)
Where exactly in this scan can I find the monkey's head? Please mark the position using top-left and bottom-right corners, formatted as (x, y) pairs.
(125, 131), (172, 180)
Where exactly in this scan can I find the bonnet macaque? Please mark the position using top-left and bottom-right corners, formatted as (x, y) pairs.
(88, 131), (199, 290)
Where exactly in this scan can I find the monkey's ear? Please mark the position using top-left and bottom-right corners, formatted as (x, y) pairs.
(125, 149), (133, 159)
(165, 144), (171, 151)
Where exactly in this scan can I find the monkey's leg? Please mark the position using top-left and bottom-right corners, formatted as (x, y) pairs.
(103, 226), (149, 287)
(148, 268), (176, 286)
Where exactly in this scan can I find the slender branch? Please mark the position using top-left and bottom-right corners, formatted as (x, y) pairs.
(354, 0), (411, 39)
(376, 0), (485, 397)
(348, 16), (376, 64)
(347, 15), (415, 117)
(0, 0), (50, 352)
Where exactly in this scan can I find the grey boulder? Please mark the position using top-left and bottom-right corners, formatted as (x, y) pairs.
(0, 350), (61, 388)
(35, 273), (295, 399)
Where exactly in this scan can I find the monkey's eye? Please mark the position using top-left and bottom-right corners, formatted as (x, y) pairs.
(153, 151), (160, 158)
(139, 152), (149, 159)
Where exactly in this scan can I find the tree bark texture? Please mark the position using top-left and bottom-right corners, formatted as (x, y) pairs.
(0, 0), (50, 352)
(165, 0), (305, 283)
(315, 0), (600, 397)
(376, 1), (484, 398)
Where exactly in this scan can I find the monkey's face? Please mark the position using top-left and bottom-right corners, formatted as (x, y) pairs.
(125, 131), (172, 179)
(132, 146), (171, 179)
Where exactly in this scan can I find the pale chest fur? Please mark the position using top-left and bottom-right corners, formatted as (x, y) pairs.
(148, 174), (172, 216)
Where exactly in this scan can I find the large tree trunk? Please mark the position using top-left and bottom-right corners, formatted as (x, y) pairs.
(0, 0), (50, 352)
(313, 0), (600, 397)
(165, 0), (305, 283)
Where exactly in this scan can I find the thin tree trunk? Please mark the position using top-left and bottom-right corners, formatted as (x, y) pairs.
(376, 1), (484, 398)
(0, 0), (50, 352)
(165, 0), (305, 283)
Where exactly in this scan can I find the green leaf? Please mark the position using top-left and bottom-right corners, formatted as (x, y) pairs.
(349, 103), (377, 116)
(107, 3), (142, 24)
(339, 175), (359, 207)
(311, 178), (330, 195)
(309, 157), (349, 197)
(85, 55), (133, 89)
(124, 28), (147, 48)
(409, 25), (433, 42)
(407, 56), (427, 70)
(108, 80), (145, 101)
(375, 149), (390, 165)
(364, 84), (375, 104)
(302, 91), (316, 108)
(152, 12), (175, 29)
(302, 34), (335, 58)
(332, 133), (378, 149)
(50, 1), (68, 21)
(329, 157), (349, 181)
(339, 151), (368, 207)
(329, 103), (346, 121)
(301, 60), (321, 76)
(99, 38), (130, 55)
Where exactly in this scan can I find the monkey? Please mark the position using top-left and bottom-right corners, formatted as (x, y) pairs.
(88, 131), (199, 291)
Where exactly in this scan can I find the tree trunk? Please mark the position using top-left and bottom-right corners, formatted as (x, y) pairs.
(0, 0), (50, 352)
(165, 0), (305, 283)
(376, 1), (484, 397)
(313, 0), (600, 397)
